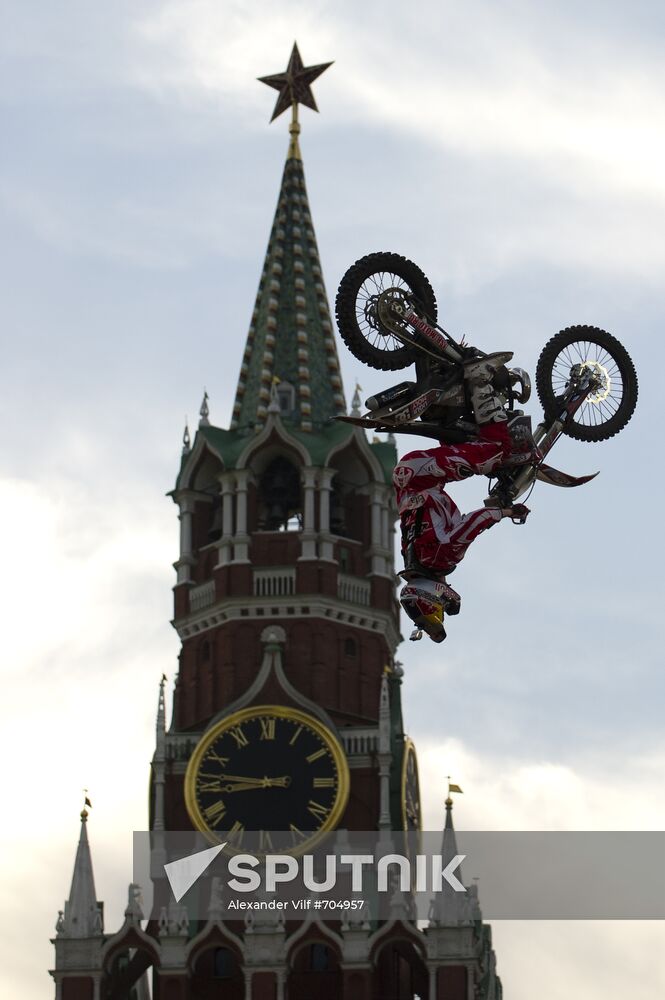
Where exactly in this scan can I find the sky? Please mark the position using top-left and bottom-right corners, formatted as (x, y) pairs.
(1, 0), (664, 995)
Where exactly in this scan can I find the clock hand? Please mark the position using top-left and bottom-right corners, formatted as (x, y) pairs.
(220, 782), (271, 793)
(219, 774), (270, 786)
(219, 773), (290, 785)
(198, 777), (266, 793)
(216, 775), (292, 792)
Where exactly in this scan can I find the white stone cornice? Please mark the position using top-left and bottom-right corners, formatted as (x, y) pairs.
(173, 489), (201, 513)
(172, 593), (400, 649)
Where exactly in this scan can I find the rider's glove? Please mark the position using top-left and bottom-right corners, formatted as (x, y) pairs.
(505, 504), (530, 524)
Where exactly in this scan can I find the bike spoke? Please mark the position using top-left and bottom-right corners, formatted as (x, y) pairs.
(352, 270), (422, 355)
(548, 335), (627, 427)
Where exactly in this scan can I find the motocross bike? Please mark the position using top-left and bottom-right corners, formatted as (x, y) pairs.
(334, 253), (638, 508)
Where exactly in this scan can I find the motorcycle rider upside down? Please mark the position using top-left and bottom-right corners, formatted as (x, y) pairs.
(394, 367), (538, 643)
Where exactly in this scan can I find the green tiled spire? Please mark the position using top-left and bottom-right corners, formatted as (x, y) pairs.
(231, 145), (346, 432)
(232, 50), (346, 433)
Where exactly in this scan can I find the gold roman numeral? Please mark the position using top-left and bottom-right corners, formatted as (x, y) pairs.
(289, 726), (303, 745)
(259, 718), (275, 741)
(306, 747), (326, 764)
(198, 779), (222, 792)
(258, 830), (274, 852)
(203, 801), (227, 827)
(227, 820), (245, 845)
(313, 777), (335, 788)
(307, 799), (330, 823)
(290, 823), (308, 845)
(229, 725), (248, 748)
(206, 751), (230, 767)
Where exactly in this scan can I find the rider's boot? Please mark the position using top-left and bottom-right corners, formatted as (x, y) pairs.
(399, 578), (461, 643)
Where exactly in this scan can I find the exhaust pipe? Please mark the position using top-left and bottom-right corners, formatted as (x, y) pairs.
(366, 381), (416, 411)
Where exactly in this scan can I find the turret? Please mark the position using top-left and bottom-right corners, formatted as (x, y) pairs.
(428, 794), (472, 927)
(50, 805), (104, 999)
(57, 805), (103, 939)
(426, 790), (503, 1000)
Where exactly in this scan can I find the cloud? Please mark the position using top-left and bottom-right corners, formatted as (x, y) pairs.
(129, 0), (665, 207)
(493, 920), (665, 1000)
(0, 168), (249, 269)
(417, 739), (665, 831)
(211, 3), (663, 283)
(0, 471), (173, 673)
(0, 460), (174, 998)
(130, 0), (338, 110)
(5, 1), (664, 284)
(417, 739), (665, 999)
(2, 3), (663, 997)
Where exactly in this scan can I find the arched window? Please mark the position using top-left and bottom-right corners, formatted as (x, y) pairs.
(338, 544), (351, 573)
(373, 939), (428, 1000)
(289, 940), (341, 999)
(329, 474), (346, 536)
(328, 452), (371, 543)
(258, 456), (302, 531)
(277, 380), (296, 416)
(214, 947), (233, 978)
(207, 494), (223, 543)
(189, 945), (243, 998)
(102, 948), (156, 1000)
(344, 638), (356, 657)
(309, 943), (332, 972)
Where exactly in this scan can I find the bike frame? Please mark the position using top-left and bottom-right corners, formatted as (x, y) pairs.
(378, 294), (466, 364)
(498, 370), (599, 501)
(362, 301), (604, 502)
(402, 310), (465, 363)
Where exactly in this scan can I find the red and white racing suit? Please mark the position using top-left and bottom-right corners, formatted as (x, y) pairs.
(393, 423), (512, 576)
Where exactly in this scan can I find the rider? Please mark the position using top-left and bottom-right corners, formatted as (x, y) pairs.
(395, 355), (540, 643)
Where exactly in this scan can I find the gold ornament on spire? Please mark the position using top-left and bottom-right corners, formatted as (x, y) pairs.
(445, 777), (463, 806)
(258, 42), (333, 160)
(81, 789), (92, 821)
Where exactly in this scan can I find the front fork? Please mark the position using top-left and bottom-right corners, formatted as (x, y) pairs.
(502, 418), (560, 501)
(490, 377), (595, 503)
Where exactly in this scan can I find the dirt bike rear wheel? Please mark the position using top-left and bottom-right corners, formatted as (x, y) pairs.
(335, 252), (437, 371)
(536, 325), (638, 441)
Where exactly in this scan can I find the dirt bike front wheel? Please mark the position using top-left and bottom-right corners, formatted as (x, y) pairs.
(335, 252), (437, 371)
(536, 325), (638, 442)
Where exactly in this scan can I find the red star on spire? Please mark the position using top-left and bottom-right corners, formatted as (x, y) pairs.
(258, 42), (333, 122)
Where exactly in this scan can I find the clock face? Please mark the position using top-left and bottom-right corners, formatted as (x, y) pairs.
(184, 705), (349, 854)
(401, 739), (421, 833)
